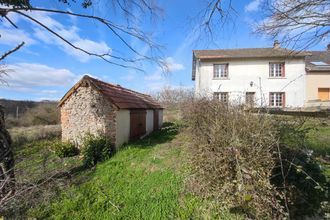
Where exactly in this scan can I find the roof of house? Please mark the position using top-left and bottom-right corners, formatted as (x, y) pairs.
(193, 48), (310, 59)
(305, 51), (330, 72)
(58, 75), (163, 109)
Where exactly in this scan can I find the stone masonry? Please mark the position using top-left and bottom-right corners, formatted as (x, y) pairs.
(61, 83), (117, 146)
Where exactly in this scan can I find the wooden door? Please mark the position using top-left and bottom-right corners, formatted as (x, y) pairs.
(130, 110), (146, 140)
(318, 88), (330, 101)
(246, 92), (255, 107)
(153, 110), (159, 130)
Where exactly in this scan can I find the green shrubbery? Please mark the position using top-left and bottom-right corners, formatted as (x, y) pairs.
(81, 134), (114, 167)
(51, 140), (79, 158)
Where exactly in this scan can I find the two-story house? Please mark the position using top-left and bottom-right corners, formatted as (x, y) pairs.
(192, 41), (330, 109)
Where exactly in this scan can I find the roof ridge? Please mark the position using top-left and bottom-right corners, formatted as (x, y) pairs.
(85, 75), (150, 97)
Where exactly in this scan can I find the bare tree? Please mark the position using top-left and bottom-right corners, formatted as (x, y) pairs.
(0, 0), (166, 71)
(255, 0), (330, 50)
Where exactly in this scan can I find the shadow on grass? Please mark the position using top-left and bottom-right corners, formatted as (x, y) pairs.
(124, 121), (181, 149)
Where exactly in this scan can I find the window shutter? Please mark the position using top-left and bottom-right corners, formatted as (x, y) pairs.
(282, 63), (285, 77)
(282, 92), (286, 107)
(269, 63), (271, 77)
(269, 93), (272, 106)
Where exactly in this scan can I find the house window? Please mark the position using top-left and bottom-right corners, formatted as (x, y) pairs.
(214, 92), (228, 103)
(246, 92), (255, 107)
(269, 92), (285, 107)
(269, 62), (285, 77)
(213, 64), (228, 79)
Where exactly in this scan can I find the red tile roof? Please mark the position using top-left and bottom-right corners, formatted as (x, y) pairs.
(58, 75), (163, 109)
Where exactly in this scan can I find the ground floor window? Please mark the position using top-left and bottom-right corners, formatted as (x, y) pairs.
(214, 92), (228, 103)
(269, 92), (285, 107)
(318, 88), (330, 101)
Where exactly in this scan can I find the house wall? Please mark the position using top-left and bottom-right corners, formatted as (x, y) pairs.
(195, 58), (306, 108)
(115, 110), (130, 148)
(61, 85), (117, 146)
(146, 110), (154, 135)
(306, 72), (330, 100)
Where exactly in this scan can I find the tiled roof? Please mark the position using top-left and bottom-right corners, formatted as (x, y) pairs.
(193, 48), (310, 59)
(59, 75), (163, 109)
(305, 51), (330, 72)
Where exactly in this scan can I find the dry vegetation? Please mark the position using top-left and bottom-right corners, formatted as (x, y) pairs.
(182, 98), (329, 219)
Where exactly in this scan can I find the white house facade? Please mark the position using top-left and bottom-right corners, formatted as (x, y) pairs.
(192, 42), (313, 109)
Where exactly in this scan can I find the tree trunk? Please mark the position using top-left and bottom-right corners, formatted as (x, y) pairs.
(0, 105), (15, 203)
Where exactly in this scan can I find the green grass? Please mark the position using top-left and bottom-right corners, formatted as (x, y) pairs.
(27, 122), (241, 219)
(306, 123), (330, 156)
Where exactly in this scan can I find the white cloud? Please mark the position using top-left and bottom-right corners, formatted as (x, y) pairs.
(0, 10), (111, 62)
(245, 0), (263, 12)
(164, 57), (185, 72)
(0, 28), (36, 46)
(2, 63), (77, 87)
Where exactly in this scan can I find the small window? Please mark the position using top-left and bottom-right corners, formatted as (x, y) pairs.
(214, 92), (228, 103)
(214, 64), (228, 79)
(269, 62), (285, 77)
(269, 92), (285, 107)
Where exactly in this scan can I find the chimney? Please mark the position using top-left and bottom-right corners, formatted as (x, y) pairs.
(273, 40), (280, 49)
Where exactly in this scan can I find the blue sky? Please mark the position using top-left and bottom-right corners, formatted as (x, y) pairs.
(0, 0), (327, 101)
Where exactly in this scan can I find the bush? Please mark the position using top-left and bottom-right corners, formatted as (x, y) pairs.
(51, 140), (79, 158)
(82, 134), (114, 167)
(271, 145), (328, 218)
(183, 98), (284, 219)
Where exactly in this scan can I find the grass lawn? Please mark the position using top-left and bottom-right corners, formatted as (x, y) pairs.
(27, 122), (241, 219)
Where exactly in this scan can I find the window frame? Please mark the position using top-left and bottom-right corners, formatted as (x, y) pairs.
(269, 62), (285, 78)
(213, 63), (229, 79)
(214, 92), (229, 103)
(269, 92), (285, 108)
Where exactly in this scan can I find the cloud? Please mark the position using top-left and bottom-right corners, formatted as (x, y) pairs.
(0, 28), (36, 46)
(164, 57), (185, 72)
(245, 0), (263, 12)
(120, 72), (136, 81)
(2, 63), (77, 87)
(0, 10), (111, 62)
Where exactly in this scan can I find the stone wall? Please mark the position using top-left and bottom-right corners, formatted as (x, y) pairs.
(61, 84), (117, 146)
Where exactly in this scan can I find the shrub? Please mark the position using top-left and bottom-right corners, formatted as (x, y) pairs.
(271, 145), (328, 218)
(82, 134), (114, 167)
(183, 98), (284, 219)
(51, 140), (79, 158)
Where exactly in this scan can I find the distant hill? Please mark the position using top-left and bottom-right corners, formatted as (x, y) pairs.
(0, 99), (58, 117)
(0, 99), (60, 128)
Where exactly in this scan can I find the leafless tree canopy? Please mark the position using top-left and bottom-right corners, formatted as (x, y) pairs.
(0, 0), (166, 71)
(193, 0), (237, 43)
(255, 0), (330, 49)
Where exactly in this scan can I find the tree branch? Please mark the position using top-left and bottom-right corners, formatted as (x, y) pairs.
(0, 42), (25, 61)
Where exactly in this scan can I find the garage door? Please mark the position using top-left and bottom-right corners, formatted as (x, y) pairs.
(130, 110), (146, 140)
(318, 88), (330, 101)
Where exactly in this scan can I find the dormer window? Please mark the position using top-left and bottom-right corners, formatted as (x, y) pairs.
(269, 62), (285, 77)
(214, 64), (228, 79)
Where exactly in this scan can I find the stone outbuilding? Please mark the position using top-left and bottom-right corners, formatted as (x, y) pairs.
(58, 75), (163, 148)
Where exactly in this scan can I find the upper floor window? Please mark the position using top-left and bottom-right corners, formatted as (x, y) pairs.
(269, 92), (285, 107)
(214, 92), (228, 103)
(213, 64), (228, 79)
(269, 62), (285, 77)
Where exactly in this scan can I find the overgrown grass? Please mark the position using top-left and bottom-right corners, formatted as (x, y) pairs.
(9, 125), (61, 147)
(28, 122), (241, 219)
